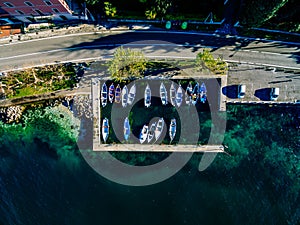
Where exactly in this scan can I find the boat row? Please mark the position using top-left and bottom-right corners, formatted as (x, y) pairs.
(149, 81), (207, 107)
(101, 117), (177, 144)
(100, 83), (136, 108)
(139, 117), (177, 143)
(100, 81), (207, 108)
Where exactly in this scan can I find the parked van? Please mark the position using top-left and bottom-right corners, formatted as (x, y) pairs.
(270, 87), (279, 101)
(237, 84), (246, 99)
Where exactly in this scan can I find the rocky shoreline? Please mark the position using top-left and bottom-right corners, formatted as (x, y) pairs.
(0, 94), (94, 124)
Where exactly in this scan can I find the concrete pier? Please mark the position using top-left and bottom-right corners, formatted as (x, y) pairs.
(93, 143), (224, 152)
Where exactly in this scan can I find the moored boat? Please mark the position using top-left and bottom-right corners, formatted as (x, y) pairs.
(139, 125), (149, 144)
(102, 117), (109, 143)
(101, 82), (107, 107)
(170, 83), (176, 106)
(185, 82), (192, 105)
(115, 84), (121, 103)
(147, 122), (157, 143)
(199, 82), (207, 103)
(176, 84), (183, 107)
(160, 82), (168, 106)
(108, 83), (115, 103)
(122, 85), (128, 107)
(144, 83), (151, 108)
(154, 117), (165, 142)
(169, 118), (176, 143)
(123, 117), (130, 141)
(191, 82), (199, 105)
(127, 83), (136, 105)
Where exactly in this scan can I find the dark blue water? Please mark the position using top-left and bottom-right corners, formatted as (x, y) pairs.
(0, 105), (299, 225)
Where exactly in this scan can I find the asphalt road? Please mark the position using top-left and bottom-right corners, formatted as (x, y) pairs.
(0, 30), (299, 101)
(0, 31), (299, 70)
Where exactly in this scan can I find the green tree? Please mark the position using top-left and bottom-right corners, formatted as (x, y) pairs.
(108, 47), (147, 82)
(141, 0), (172, 19)
(239, 0), (289, 27)
(145, 7), (157, 19)
(104, 2), (117, 17)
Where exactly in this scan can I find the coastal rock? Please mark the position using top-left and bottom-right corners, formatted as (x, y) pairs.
(0, 105), (25, 123)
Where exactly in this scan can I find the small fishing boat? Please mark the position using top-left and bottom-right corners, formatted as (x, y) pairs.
(101, 82), (107, 107)
(139, 125), (149, 144)
(154, 117), (165, 142)
(127, 83), (136, 105)
(147, 122), (157, 143)
(115, 84), (121, 103)
(191, 82), (200, 105)
(102, 117), (109, 143)
(122, 85), (128, 107)
(199, 82), (207, 103)
(144, 83), (151, 108)
(123, 117), (130, 141)
(176, 84), (183, 107)
(170, 83), (176, 106)
(185, 82), (192, 105)
(160, 82), (168, 105)
(169, 118), (176, 143)
(108, 83), (115, 103)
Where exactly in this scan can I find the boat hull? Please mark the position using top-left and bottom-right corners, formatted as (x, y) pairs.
(144, 84), (151, 108)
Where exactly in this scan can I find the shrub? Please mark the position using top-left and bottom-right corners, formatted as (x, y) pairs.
(108, 47), (147, 82)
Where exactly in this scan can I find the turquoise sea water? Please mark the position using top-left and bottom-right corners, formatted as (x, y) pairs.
(0, 104), (299, 225)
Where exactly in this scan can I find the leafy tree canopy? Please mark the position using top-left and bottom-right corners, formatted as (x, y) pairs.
(108, 47), (147, 82)
(239, 0), (289, 27)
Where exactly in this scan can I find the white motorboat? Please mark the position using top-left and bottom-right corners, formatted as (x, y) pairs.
(127, 83), (136, 105)
(122, 85), (128, 107)
(169, 118), (176, 143)
(176, 84), (183, 107)
(147, 122), (157, 143)
(170, 83), (176, 106)
(139, 125), (149, 144)
(101, 82), (107, 107)
(154, 118), (165, 142)
(102, 117), (109, 143)
(160, 82), (168, 105)
(144, 83), (151, 108)
(123, 117), (130, 141)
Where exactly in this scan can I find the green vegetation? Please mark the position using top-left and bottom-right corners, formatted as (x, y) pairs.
(195, 49), (228, 75)
(108, 47), (147, 82)
(1, 64), (77, 99)
(239, 0), (289, 27)
(140, 0), (172, 19)
(104, 2), (117, 17)
(82, 0), (298, 35)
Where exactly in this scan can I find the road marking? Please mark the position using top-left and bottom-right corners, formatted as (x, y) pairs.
(0, 43), (296, 62)
(1, 29), (300, 49)
(2, 55), (300, 73)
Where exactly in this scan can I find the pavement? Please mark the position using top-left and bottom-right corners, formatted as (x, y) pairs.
(0, 28), (299, 104)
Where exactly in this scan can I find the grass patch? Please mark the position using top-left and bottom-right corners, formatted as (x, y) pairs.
(13, 86), (48, 98)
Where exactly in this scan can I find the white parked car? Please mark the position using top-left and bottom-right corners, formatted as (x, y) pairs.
(270, 87), (279, 101)
(237, 84), (246, 99)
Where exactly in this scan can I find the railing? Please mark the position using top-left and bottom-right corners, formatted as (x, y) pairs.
(57, 0), (72, 14)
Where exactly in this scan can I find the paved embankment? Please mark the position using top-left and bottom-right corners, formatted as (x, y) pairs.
(225, 64), (300, 103)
